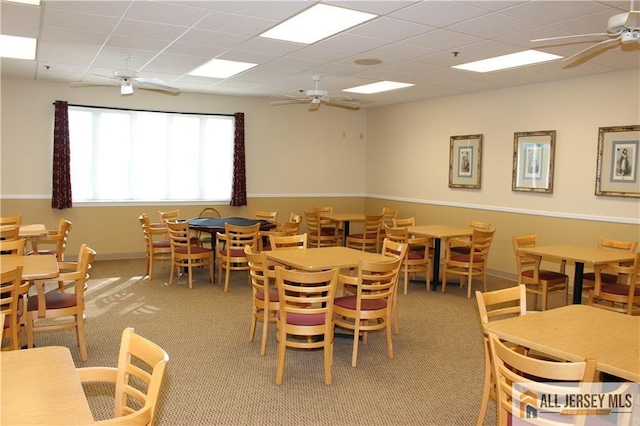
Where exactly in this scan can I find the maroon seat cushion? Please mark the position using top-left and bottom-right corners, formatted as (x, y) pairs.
(522, 270), (566, 280)
(256, 289), (279, 302)
(582, 272), (618, 284)
(451, 254), (484, 263)
(334, 295), (387, 310)
(451, 247), (471, 254)
(407, 251), (424, 260)
(153, 240), (170, 248)
(27, 292), (77, 311)
(281, 312), (326, 326)
(4, 313), (19, 328)
(600, 284), (640, 296)
(219, 247), (245, 257)
(176, 246), (211, 255)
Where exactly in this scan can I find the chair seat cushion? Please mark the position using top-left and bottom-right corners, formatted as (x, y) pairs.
(523, 270), (566, 280)
(27, 292), (77, 311)
(450, 247), (471, 254)
(600, 284), (640, 296)
(280, 312), (326, 326)
(450, 254), (484, 263)
(347, 233), (377, 239)
(320, 229), (337, 236)
(408, 251), (424, 260)
(4, 313), (19, 328)
(176, 246), (211, 254)
(334, 296), (387, 311)
(256, 289), (279, 302)
(219, 248), (245, 257)
(582, 272), (618, 284)
(153, 241), (170, 248)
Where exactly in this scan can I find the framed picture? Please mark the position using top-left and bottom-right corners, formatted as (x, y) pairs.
(512, 130), (556, 193)
(449, 134), (483, 189)
(595, 125), (640, 198)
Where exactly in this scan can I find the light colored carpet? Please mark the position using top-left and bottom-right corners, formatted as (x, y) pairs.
(28, 257), (551, 426)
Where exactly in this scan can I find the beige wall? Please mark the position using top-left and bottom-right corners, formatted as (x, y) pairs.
(1, 71), (639, 284)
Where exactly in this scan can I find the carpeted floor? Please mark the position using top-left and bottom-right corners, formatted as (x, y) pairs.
(28, 257), (545, 426)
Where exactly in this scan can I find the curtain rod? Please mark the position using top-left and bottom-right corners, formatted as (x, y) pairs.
(53, 102), (235, 117)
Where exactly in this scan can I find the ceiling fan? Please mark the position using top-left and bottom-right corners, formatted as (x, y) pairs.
(532, 0), (640, 67)
(70, 54), (180, 96)
(270, 75), (360, 111)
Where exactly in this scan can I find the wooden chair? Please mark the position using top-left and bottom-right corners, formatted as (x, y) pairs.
(274, 266), (339, 385)
(1, 265), (25, 351)
(77, 327), (169, 426)
(451, 220), (491, 255)
(378, 207), (398, 250)
(346, 213), (384, 253)
(246, 246), (278, 356)
(442, 228), (495, 298)
(269, 233), (307, 250)
(475, 285), (527, 426)
(0, 238), (26, 256)
(139, 213), (172, 280)
(26, 244), (96, 361)
(488, 332), (596, 426)
(313, 206), (344, 238)
(304, 210), (340, 248)
(197, 207), (221, 247)
(334, 256), (403, 367)
(0, 224), (20, 241)
(588, 252), (640, 315)
(392, 217), (415, 228)
(27, 218), (72, 260)
(513, 234), (569, 311)
(167, 221), (214, 289)
(158, 208), (180, 223)
(581, 237), (638, 297)
(379, 239), (409, 335)
(254, 210), (278, 223)
(384, 225), (432, 295)
(216, 222), (260, 292)
(0, 215), (22, 227)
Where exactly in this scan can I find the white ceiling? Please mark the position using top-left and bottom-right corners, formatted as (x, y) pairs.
(2, 0), (639, 108)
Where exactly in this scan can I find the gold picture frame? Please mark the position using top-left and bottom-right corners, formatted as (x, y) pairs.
(595, 125), (640, 198)
(449, 134), (482, 189)
(512, 130), (556, 194)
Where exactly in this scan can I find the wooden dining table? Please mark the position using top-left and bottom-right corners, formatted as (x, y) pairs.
(517, 244), (637, 304)
(484, 304), (640, 382)
(1, 346), (95, 425)
(265, 246), (391, 271)
(407, 225), (472, 290)
(318, 212), (366, 245)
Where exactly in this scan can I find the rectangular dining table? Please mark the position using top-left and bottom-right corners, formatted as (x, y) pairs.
(517, 244), (637, 304)
(484, 304), (640, 382)
(265, 246), (391, 271)
(1, 346), (95, 425)
(407, 225), (472, 290)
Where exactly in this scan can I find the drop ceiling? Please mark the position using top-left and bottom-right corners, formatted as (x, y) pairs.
(1, 0), (638, 108)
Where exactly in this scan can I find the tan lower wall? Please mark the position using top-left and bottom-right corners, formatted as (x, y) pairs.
(2, 197), (638, 285)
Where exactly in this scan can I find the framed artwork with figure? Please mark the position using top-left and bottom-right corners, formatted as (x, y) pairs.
(449, 134), (482, 189)
(595, 125), (640, 198)
(512, 130), (556, 194)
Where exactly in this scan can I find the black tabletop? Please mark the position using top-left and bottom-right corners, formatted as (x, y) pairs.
(188, 217), (276, 233)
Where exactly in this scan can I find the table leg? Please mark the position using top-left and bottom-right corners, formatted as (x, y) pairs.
(342, 221), (350, 246)
(431, 238), (442, 291)
(572, 262), (585, 304)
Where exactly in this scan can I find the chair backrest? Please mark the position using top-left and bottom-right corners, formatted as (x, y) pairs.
(475, 285), (527, 325)
(384, 225), (409, 244)
(590, 252), (640, 315)
(167, 221), (198, 255)
(289, 213), (302, 224)
(469, 220), (491, 231)
(471, 228), (495, 260)
(199, 207), (220, 218)
(1, 265), (24, 350)
(0, 238), (26, 256)
(597, 236), (638, 253)
(222, 223), (260, 252)
(382, 207), (398, 228)
(269, 233), (307, 250)
(0, 215), (22, 227)
(363, 214), (384, 234)
(488, 332), (596, 426)
(245, 246), (275, 300)
(381, 239), (409, 262)
(159, 209), (180, 223)
(392, 217), (415, 228)
(52, 219), (72, 259)
(344, 257), (403, 309)
(279, 221), (301, 236)
(70, 244), (96, 307)
(512, 234), (541, 278)
(254, 210), (278, 223)
(313, 206), (333, 214)
(113, 327), (169, 426)
(275, 266), (339, 326)
(0, 225), (20, 241)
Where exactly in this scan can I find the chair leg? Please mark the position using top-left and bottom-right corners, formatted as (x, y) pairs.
(477, 343), (492, 426)
(467, 271), (473, 299)
(351, 320), (361, 368)
(187, 266), (193, 289)
(260, 310), (270, 356)
(77, 314), (88, 362)
(392, 286), (400, 335)
(169, 262), (175, 286)
(275, 327), (286, 385)
(441, 268), (448, 293)
(403, 266), (409, 295)
(324, 332), (333, 385)
(223, 266), (231, 293)
(26, 313), (35, 349)
(385, 313), (394, 360)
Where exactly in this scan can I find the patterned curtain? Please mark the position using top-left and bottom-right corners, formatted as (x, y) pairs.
(52, 100), (72, 209)
(230, 112), (247, 206)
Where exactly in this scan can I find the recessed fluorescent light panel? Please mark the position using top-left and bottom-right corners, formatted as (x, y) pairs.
(5, 0), (40, 4)
(343, 81), (414, 94)
(0, 34), (37, 60)
(188, 59), (257, 79)
(260, 4), (377, 44)
(452, 50), (563, 73)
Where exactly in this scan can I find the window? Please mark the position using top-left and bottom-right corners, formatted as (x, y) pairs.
(68, 106), (234, 203)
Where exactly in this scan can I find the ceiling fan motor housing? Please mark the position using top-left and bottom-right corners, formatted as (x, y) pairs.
(113, 69), (138, 80)
(306, 89), (327, 99)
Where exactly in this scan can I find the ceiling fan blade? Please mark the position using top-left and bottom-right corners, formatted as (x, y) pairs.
(136, 80), (180, 95)
(309, 101), (321, 112)
(531, 33), (610, 43)
(626, 10), (640, 28)
(324, 99), (361, 111)
(562, 36), (622, 68)
(69, 81), (119, 88)
(270, 99), (310, 106)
